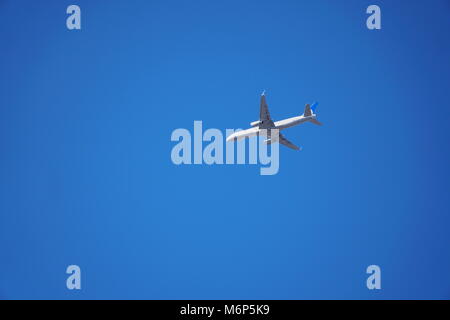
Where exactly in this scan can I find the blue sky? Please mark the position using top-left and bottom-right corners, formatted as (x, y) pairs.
(0, 0), (449, 299)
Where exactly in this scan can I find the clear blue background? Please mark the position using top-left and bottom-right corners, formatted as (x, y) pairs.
(1, 0), (449, 299)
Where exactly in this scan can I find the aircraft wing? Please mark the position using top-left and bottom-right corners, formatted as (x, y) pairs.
(279, 133), (300, 150)
(265, 132), (301, 150)
(260, 93), (272, 122)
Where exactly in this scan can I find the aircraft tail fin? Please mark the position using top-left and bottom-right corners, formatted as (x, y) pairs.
(303, 104), (312, 117)
(304, 102), (318, 116)
(304, 102), (322, 125)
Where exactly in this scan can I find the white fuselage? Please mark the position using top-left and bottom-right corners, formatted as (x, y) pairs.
(226, 114), (316, 141)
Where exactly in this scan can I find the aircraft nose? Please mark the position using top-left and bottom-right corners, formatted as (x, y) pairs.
(226, 134), (235, 142)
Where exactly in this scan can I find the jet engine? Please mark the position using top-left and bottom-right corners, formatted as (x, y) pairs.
(250, 120), (262, 127)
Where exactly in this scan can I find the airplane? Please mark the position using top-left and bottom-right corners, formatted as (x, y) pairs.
(226, 91), (322, 150)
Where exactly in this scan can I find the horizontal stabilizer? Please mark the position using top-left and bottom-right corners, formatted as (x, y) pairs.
(306, 102), (322, 125)
(310, 119), (322, 126)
